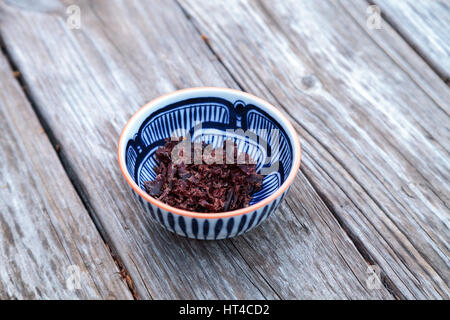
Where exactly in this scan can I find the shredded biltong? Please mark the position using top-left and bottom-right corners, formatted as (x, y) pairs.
(143, 138), (263, 213)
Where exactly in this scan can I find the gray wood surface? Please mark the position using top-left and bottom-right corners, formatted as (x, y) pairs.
(0, 0), (394, 299)
(342, 0), (450, 114)
(0, 0), (448, 300)
(0, 50), (132, 299)
(178, 0), (450, 299)
(372, 0), (450, 82)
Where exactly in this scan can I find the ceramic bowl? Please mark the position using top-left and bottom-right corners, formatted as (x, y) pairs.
(118, 87), (301, 239)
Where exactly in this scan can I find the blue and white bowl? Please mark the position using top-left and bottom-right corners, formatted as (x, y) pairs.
(118, 87), (301, 239)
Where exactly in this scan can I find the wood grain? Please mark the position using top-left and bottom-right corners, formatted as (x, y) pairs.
(178, 0), (450, 299)
(0, 0), (393, 299)
(342, 0), (450, 114)
(0, 50), (132, 299)
(372, 0), (450, 82)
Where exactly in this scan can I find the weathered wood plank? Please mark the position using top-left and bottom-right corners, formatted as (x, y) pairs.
(342, 0), (450, 114)
(0, 52), (132, 299)
(372, 0), (450, 82)
(178, 0), (450, 299)
(0, 0), (392, 299)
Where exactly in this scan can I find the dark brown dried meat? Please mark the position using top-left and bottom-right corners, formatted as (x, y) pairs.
(143, 138), (263, 213)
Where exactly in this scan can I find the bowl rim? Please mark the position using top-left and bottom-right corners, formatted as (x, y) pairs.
(117, 87), (301, 219)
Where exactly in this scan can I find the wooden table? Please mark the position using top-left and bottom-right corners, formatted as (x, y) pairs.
(0, 0), (448, 300)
